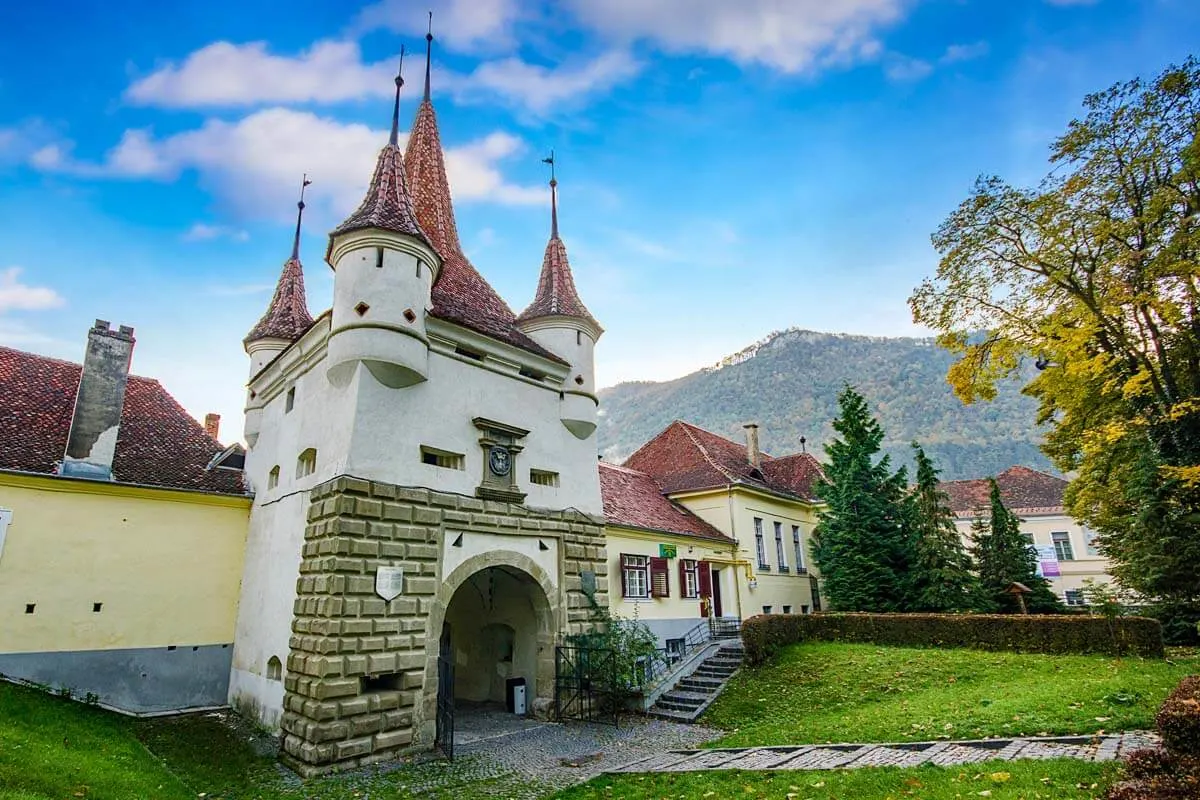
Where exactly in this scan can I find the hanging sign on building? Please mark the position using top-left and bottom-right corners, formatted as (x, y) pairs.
(1034, 544), (1061, 578)
(658, 543), (677, 559)
(375, 566), (404, 601)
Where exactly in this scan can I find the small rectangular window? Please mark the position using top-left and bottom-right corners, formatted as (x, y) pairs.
(92, 602), (103, 613)
(267, 466), (280, 490)
(782, 605), (792, 614)
(296, 448), (317, 478)
(762, 605), (772, 615)
(679, 559), (700, 598)
(801, 604), (810, 614)
(1052, 531), (1075, 561)
(754, 517), (769, 570)
(24, 603), (35, 614)
(454, 346), (484, 361)
(420, 446), (464, 470)
(375, 247), (384, 269)
(774, 521), (788, 572)
(1065, 589), (1085, 606)
(530, 469), (559, 487)
(285, 387), (295, 413)
(621, 554), (650, 599)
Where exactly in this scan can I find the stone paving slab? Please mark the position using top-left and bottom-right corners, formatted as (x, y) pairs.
(606, 732), (1159, 774)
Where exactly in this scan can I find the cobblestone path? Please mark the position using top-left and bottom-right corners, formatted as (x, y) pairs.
(607, 731), (1160, 774)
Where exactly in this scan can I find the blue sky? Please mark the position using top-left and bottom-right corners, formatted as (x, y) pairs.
(0, 0), (1196, 441)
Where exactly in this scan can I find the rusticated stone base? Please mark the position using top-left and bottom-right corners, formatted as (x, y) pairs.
(279, 476), (607, 776)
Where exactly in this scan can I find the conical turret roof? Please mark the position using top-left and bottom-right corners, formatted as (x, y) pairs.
(245, 180), (315, 346)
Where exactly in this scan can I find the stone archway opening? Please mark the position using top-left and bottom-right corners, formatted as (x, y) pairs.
(442, 565), (551, 709)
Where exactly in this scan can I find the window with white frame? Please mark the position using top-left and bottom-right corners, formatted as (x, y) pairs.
(621, 554), (650, 599)
(1084, 529), (1101, 556)
(1052, 531), (1075, 561)
(1065, 589), (1085, 606)
(296, 448), (317, 478)
(792, 525), (806, 573)
(774, 521), (788, 572)
(680, 559), (700, 598)
(754, 517), (769, 569)
(267, 465), (280, 490)
(762, 605), (773, 615)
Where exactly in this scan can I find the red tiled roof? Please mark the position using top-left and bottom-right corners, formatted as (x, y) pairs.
(244, 255), (314, 345)
(404, 98), (565, 365)
(599, 462), (734, 543)
(940, 466), (1067, 517)
(623, 420), (825, 502)
(0, 346), (246, 495)
(517, 233), (601, 332)
(329, 143), (430, 247)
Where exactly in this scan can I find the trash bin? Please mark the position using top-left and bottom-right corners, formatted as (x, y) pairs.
(505, 677), (527, 714)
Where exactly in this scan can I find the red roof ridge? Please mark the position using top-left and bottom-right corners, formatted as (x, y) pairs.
(677, 421), (740, 483)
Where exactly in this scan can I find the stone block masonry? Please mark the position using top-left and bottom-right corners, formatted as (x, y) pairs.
(280, 475), (607, 776)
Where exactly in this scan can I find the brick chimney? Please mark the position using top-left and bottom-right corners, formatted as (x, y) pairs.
(743, 423), (761, 469)
(204, 413), (221, 441)
(60, 320), (135, 481)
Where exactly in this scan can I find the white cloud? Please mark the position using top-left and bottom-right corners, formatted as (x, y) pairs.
(182, 223), (250, 242)
(0, 267), (65, 313)
(447, 50), (641, 114)
(32, 108), (543, 219)
(942, 41), (989, 64)
(885, 54), (933, 82)
(0, 120), (58, 165)
(125, 40), (392, 108)
(568, 0), (906, 73)
(351, 0), (521, 53)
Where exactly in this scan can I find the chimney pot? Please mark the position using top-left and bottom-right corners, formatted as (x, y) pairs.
(204, 413), (221, 441)
(743, 423), (761, 469)
(60, 321), (136, 481)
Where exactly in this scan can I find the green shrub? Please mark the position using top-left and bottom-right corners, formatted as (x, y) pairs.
(740, 612), (1165, 666)
(1155, 675), (1200, 755)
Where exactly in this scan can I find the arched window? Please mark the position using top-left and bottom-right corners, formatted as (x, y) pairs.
(267, 465), (280, 490)
(266, 655), (282, 681)
(296, 448), (317, 478)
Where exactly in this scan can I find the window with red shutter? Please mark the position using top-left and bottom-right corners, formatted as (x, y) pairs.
(697, 561), (713, 599)
(620, 554), (650, 598)
(679, 559), (700, 598)
(649, 556), (670, 598)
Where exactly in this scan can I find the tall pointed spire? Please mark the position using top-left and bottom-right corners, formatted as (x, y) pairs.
(423, 11), (433, 102)
(245, 175), (316, 345)
(517, 157), (602, 335)
(389, 46), (406, 146)
(330, 47), (429, 250)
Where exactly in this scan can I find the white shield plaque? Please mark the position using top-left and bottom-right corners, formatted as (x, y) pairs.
(375, 566), (404, 601)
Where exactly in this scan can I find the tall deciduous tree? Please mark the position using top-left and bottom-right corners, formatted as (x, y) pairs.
(909, 58), (1200, 622)
(812, 386), (913, 611)
(972, 480), (1063, 614)
(908, 444), (983, 612)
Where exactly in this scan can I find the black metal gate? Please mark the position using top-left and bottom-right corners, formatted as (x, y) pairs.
(554, 645), (619, 726)
(435, 624), (454, 758)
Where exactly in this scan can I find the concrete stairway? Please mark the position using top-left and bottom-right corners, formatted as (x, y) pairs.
(649, 642), (743, 723)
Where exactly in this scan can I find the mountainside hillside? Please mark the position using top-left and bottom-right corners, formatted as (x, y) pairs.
(597, 329), (1052, 481)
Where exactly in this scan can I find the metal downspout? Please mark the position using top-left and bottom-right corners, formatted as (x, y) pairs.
(728, 483), (744, 620)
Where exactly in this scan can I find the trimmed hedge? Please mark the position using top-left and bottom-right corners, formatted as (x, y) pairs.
(1106, 676), (1200, 799)
(1156, 675), (1200, 754)
(741, 612), (1165, 666)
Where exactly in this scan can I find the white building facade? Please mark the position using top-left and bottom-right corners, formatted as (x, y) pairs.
(229, 41), (608, 775)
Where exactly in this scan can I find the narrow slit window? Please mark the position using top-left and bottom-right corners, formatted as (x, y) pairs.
(454, 346), (484, 362)
(420, 446), (464, 470)
(267, 656), (282, 681)
(267, 465), (280, 490)
(285, 387), (295, 413)
(375, 247), (384, 268)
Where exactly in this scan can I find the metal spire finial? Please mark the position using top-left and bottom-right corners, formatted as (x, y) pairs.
(291, 174), (312, 261)
(542, 150), (558, 239)
(389, 45), (406, 146)
(424, 11), (433, 102)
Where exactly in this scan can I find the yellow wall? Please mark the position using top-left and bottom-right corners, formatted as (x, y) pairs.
(0, 472), (250, 654)
(955, 511), (1114, 600)
(605, 526), (734, 623)
(674, 487), (822, 619)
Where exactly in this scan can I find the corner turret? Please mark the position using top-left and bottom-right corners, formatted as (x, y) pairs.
(516, 155), (603, 438)
(325, 48), (440, 389)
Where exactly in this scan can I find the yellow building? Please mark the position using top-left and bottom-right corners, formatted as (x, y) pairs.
(603, 420), (824, 643)
(0, 324), (250, 714)
(941, 466), (1114, 606)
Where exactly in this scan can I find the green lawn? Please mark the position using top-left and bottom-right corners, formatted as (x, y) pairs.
(703, 642), (1199, 747)
(557, 760), (1119, 799)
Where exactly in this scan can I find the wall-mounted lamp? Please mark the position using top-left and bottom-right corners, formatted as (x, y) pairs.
(747, 578), (758, 590)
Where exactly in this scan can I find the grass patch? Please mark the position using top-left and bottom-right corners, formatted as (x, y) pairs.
(0, 681), (544, 800)
(704, 642), (1200, 747)
(555, 759), (1119, 799)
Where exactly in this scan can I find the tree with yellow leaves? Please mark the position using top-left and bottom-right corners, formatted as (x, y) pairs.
(910, 57), (1200, 639)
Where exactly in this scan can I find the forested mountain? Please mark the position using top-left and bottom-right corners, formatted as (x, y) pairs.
(597, 329), (1053, 481)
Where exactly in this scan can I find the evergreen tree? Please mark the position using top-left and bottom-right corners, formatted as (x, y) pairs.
(812, 386), (914, 611)
(971, 479), (1063, 614)
(907, 443), (983, 612)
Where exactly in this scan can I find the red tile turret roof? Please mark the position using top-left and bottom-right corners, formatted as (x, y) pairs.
(623, 420), (825, 502)
(329, 142), (430, 247)
(517, 233), (601, 332)
(404, 98), (565, 364)
(244, 254), (314, 345)
(940, 466), (1067, 517)
(599, 462), (734, 543)
(0, 345), (247, 495)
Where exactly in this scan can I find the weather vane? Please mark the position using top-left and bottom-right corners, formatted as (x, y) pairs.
(542, 150), (556, 182)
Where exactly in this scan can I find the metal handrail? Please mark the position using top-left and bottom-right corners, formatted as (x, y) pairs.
(633, 617), (741, 692)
